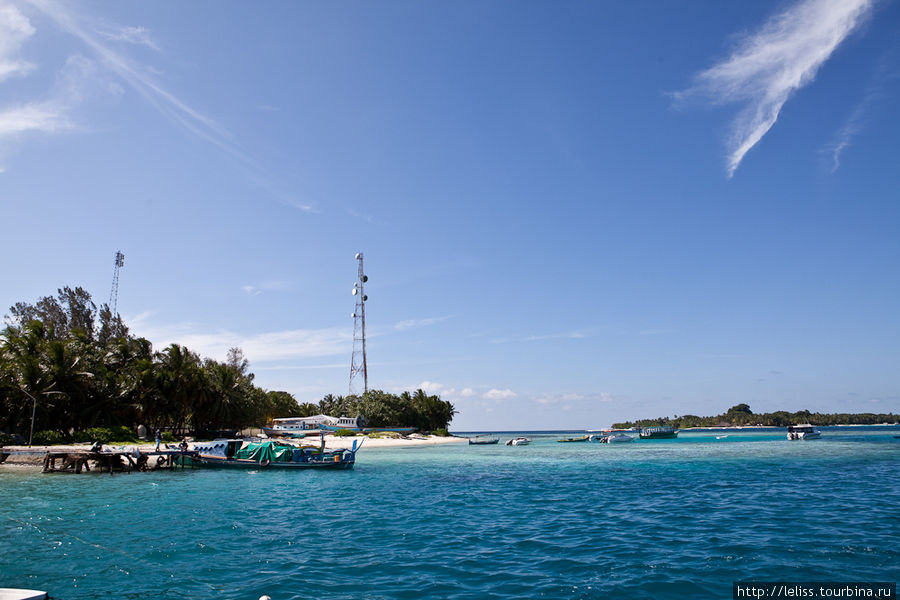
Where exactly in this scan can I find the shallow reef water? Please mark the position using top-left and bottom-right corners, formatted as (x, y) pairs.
(1, 427), (898, 599)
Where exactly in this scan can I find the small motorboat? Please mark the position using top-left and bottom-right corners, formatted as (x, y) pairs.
(787, 424), (821, 440)
(468, 436), (500, 445)
(639, 426), (678, 439)
(605, 433), (635, 444)
(0, 590), (49, 600)
(589, 434), (609, 442)
(505, 437), (531, 446)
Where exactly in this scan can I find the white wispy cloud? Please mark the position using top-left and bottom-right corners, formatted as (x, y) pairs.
(0, 52), (117, 168)
(6, 1), (317, 212)
(490, 329), (590, 344)
(483, 388), (517, 400)
(98, 25), (159, 50)
(127, 314), (353, 363)
(0, 101), (71, 135)
(0, 1), (35, 81)
(678, 0), (873, 177)
(394, 315), (452, 330)
(26, 0), (235, 153)
(825, 48), (900, 172)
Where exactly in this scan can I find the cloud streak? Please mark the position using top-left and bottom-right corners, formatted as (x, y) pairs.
(0, 1), (35, 81)
(679, 0), (873, 177)
(394, 315), (452, 330)
(128, 315), (353, 364)
(826, 47), (900, 172)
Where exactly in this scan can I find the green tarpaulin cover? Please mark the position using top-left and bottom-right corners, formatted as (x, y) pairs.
(233, 441), (294, 463)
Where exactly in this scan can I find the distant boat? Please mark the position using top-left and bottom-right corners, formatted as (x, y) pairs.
(469, 436), (500, 445)
(787, 424), (821, 441)
(505, 437), (531, 446)
(557, 435), (590, 443)
(639, 426), (678, 439)
(185, 438), (360, 470)
(589, 434), (608, 442)
(605, 433), (635, 444)
(716, 435), (729, 440)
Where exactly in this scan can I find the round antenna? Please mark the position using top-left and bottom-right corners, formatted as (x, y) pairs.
(355, 253), (361, 260)
(362, 275), (368, 282)
(352, 288), (358, 295)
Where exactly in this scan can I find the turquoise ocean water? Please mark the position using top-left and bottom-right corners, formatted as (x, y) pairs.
(2, 426), (898, 599)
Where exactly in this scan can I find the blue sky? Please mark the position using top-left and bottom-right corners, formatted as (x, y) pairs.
(1, 0), (898, 430)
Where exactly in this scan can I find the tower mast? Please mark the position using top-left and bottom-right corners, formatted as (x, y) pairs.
(109, 251), (125, 315)
(349, 252), (369, 396)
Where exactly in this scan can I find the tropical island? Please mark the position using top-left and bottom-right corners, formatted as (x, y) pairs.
(0, 286), (456, 446)
(612, 403), (899, 429)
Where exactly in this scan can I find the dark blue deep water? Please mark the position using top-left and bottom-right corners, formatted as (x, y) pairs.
(2, 427), (898, 599)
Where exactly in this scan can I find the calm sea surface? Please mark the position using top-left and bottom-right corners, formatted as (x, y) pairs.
(2, 426), (898, 599)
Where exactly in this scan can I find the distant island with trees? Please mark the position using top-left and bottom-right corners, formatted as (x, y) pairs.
(613, 403), (898, 429)
(0, 286), (456, 445)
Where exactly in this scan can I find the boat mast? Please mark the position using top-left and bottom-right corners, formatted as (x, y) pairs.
(349, 252), (369, 396)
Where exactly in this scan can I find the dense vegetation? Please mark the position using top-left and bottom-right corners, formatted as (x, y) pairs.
(613, 403), (899, 429)
(301, 390), (457, 433)
(1, 286), (456, 443)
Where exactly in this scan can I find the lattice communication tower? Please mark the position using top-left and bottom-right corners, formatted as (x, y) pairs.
(109, 251), (125, 316)
(349, 252), (369, 396)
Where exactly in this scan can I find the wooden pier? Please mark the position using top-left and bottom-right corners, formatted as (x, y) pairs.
(0, 449), (193, 474)
(40, 449), (192, 474)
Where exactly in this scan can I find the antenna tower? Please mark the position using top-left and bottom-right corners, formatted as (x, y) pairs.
(349, 252), (369, 396)
(109, 251), (125, 315)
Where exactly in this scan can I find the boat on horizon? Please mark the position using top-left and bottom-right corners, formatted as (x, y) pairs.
(185, 438), (360, 470)
(787, 424), (821, 441)
(639, 426), (678, 439)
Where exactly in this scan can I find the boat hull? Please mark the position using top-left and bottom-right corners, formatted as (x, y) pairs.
(261, 427), (309, 439)
(184, 455), (354, 470)
(639, 427), (678, 439)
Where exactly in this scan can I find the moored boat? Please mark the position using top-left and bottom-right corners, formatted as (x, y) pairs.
(639, 426), (678, 439)
(263, 414), (416, 436)
(469, 435), (500, 445)
(787, 424), (821, 440)
(505, 437), (531, 446)
(185, 438), (360, 470)
(557, 435), (590, 443)
(0, 590), (49, 600)
(605, 432), (635, 444)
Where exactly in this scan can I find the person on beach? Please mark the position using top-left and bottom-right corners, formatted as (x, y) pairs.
(154, 429), (162, 451)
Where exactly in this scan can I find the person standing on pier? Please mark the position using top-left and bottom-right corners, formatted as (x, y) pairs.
(155, 429), (162, 451)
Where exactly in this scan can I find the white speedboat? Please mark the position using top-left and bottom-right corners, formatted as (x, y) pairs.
(787, 424), (821, 440)
(0, 590), (49, 600)
(605, 433), (635, 444)
(505, 437), (531, 446)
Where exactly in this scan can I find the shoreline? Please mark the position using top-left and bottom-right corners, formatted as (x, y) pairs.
(0, 434), (467, 468)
